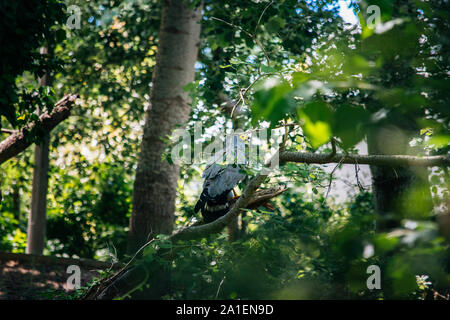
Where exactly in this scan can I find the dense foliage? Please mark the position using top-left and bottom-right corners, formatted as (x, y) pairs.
(0, 0), (66, 129)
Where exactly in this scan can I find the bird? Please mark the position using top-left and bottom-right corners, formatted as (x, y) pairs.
(194, 163), (246, 223)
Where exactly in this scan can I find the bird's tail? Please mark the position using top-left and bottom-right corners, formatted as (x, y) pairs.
(194, 190), (208, 213)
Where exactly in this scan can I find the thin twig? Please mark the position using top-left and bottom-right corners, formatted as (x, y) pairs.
(211, 16), (270, 65)
(254, 1), (274, 35)
(1, 129), (17, 134)
(121, 238), (156, 273)
(215, 276), (226, 299)
(323, 157), (345, 203)
(354, 159), (365, 192)
(274, 123), (299, 129)
(432, 289), (450, 300)
(279, 121), (290, 152)
(230, 72), (276, 117)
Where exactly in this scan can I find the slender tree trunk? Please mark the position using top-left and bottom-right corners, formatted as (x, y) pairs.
(127, 0), (202, 254)
(12, 181), (20, 221)
(367, 124), (433, 231)
(26, 47), (51, 255)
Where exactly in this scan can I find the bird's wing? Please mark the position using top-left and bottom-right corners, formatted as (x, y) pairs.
(206, 165), (245, 198)
(202, 163), (224, 187)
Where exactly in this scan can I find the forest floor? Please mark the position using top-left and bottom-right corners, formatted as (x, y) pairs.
(0, 252), (120, 300)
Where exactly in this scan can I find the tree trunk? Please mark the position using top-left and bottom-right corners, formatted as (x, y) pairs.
(127, 0), (202, 254)
(26, 47), (51, 255)
(367, 124), (433, 231)
(26, 135), (50, 254)
(12, 181), (20, 221)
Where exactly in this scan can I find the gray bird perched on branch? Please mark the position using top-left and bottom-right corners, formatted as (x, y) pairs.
(194, 163), (246, 223)
(195, 133), (248, 223)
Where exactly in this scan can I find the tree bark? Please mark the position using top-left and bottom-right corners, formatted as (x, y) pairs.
(127, 0), (202, 254)
(26, 134), (50, 254)
(26, 47), (52, 255)
(0, 94), (77, 165)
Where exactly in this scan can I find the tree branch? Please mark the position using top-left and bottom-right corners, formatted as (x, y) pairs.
(0, 129), (17, 134)
(171, 176), (278, 242)
(0, 94), (78, 165)
(280, 151), (450, 167)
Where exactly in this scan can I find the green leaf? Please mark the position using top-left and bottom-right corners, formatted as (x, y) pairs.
(265, 16), (286, 33)
(0, 104), (17, 127)
(373, 234), (399, 254)
(143, 245), (156, 257)
(292, 72), (309, 85)
(425, 135), (450, 149)
(332, 104), (369, 149)
(55, 29), (66, 43)
(297, 100), (333, 148)
(183, 81), (197, 92)
(251, 78), (295, 127)
(260, 65), (277, 73)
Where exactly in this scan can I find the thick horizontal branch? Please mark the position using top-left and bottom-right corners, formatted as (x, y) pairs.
(280, 151), (450, 167)
(0, 94), (78, 165)
(0, 129), (17, 134)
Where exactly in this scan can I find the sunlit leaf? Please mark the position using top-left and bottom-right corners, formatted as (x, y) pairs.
(297, 100), (333, 148)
